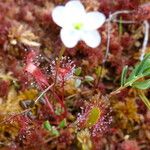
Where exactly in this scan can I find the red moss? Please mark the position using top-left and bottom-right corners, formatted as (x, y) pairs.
(134, 3), (150, 21)
(99, 0), (140, 16)
(118, 140), (140, 150)
(57, 129), (75, 149)
(0, 80), (9, 97)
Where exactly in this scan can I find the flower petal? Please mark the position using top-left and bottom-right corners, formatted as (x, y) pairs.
(52, 6), (65, 27)
(60, 29), (80, 48)
(81, 30), (101, 48)
(83, 12), (106, 30)
(64, 0), (86, 23)
(65, 0), (85, 15)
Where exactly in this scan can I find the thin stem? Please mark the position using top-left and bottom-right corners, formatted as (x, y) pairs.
(109, 86), (127, 96)
(54, 46), (66, 85)
(112, 19), (137, 24)
(0, 108), (31, 125)
(61, 78), (67, 117)
(140, 20), (149, 61)
(98, 10), (133, 83)
(109, 74), (144, 96)
(97, 13), (111, 85)
(58, 46), (66, 62)
(103, 14), (111, 64)
(108, 10), (133, 21)
(35, 83), (54, 103)
(37, 83), (55, 113)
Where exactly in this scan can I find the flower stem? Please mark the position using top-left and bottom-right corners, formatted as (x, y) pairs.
(34, 83), (54, 103)
(109, 86), (127, 96)
(54, 46), (66, 85)
(61, 78), (67, 117)
(58, 46), (66, 62)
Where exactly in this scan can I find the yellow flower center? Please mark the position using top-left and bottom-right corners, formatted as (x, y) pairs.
(74, 22), (83, 30)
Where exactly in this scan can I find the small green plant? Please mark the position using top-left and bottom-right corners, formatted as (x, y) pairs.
(43, 120), (60, 136)
(111, 53), (150, 109)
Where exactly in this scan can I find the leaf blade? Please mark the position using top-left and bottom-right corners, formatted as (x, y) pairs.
(121, 65), (128, 86)
(133, 79), (150, 90)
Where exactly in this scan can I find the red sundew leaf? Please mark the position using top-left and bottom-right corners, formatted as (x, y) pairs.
(24, 51), (55, 114)
(25, 62), (55, 113)
(25, 62), (37, 74)
(26, 50), (37, 64)
(25, 63), (49, 88)
(24, 51), (68, 117)
(8, 115), (30, 134)
(25, 51), (49, 88)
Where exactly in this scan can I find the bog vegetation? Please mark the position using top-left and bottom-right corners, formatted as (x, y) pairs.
(0, 0), (150, 150)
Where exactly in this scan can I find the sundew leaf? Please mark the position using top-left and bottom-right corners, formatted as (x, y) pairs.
(85, 107), (101, 128)
(121, 65), (128, 86)
(133, 79), (150, 90)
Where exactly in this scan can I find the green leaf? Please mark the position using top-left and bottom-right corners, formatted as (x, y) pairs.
(95, 66), (101, 77)
(51, 127), (59, 136)
(43, 120), (52, 131)
(85, 76), (94, 82)
(132, 79), (150, 90)
(138, 90), (150, 110)
(142, 67), (150, 76)
(138, 59), (150, 75)
(55, 107), (63, 115)
(75, 67), (82, 76)
(127, 65), (139, 82)
(119, 16), (123, 36)
(43, 120), (59, 136)
(59, 119), (67, 128)
(121, 65), (128, 86)
(127, 54), (150, 83)
(135, 53), (150, 76)
(75, 79), (81, 88)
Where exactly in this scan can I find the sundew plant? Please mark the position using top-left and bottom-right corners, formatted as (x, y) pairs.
(0, 0), (150, 149)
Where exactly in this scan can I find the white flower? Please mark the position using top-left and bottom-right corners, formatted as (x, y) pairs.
(52, 0), (106, 48)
